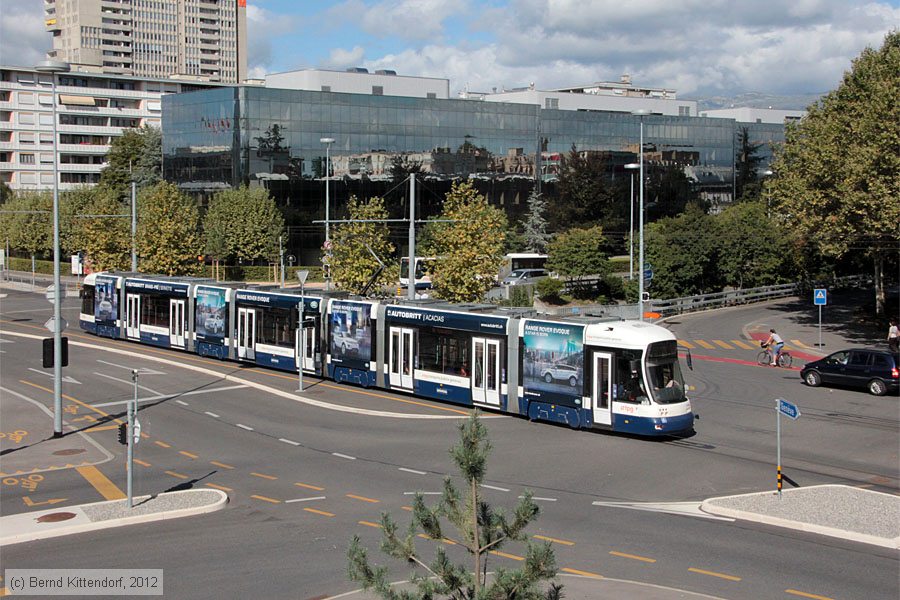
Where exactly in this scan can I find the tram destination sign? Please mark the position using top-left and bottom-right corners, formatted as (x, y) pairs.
(385, 306), (507, 335)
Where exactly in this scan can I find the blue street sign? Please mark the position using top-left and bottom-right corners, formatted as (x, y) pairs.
(814, 288), (827, 306)
(777, 398), (800, 420)
(643, 269), (653, 280)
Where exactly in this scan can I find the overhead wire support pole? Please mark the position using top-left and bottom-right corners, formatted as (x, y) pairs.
(408, 173), (416, 301)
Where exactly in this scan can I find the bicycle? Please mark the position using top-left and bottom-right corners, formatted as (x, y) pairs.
(757, 343), (792, 368)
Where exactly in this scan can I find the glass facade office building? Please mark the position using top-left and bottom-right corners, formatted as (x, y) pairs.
(162, 86), (783, 258)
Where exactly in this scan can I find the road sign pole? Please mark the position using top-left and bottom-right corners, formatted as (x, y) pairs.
(128, 370), (137, 509)
(818, 305), (822, 349)
(776, 399), (782, 499)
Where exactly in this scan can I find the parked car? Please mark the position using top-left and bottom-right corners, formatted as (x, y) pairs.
(800, 349), (899, 396)
(540, 363), (580, 387)
(502, 269), (549, 286)
(204, 314), (225, 334)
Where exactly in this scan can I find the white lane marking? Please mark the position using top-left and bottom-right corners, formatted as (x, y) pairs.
(27, 367), (81, 385)
(591, 500), (735, 522)
(404, 491), (441, 495)
(176, 400), (189, 406)
(398, 467), (427, 475)
(92, 371), (161, 396)
(480, 484), (510, 492)
(521, 496), (557, 502)
(91, 383), (248, 408)
(285, 496), (326, 503)
(96, 359), (166, 375)
(205, 411), (220, 418)
(236, 423), (253, 431)
(1, 331), (473, 420)
(332, 452), (356, 460)
(279, 438), (300, 446)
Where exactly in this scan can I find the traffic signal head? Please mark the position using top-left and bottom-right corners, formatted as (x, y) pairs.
(117, 423), (128, 445)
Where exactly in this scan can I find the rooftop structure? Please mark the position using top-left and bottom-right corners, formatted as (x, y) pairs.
(265, 68), (450, 100)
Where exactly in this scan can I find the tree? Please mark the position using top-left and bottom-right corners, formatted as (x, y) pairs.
(428, 181), (507, 303)
(0, 180), (12, 204)
(766, 31), (900, 316)
(347, 411), (561, 600)
(553, 145), (614, 230)
(330, 195), (397, 295)
(136, 182), (202, 275)
(644, 204), (721, 297)
(734, 127), (764, 202)
(202, 186), (284, 264)
(644, 164), (701, 220)
(545, 226), (610, 299)
(75, 189), (131, 271)
(522, 189), (551, 254)
(99, 125), (162, 195)
(715, 200), (794, 289)
(0, 191), (51, 258)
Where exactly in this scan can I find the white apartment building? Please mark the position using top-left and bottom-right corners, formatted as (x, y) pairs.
(45, 0), (247, 83)
(0, 65), (224, 191)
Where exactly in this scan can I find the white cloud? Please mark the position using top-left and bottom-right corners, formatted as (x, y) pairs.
(245, 4), (300, 75)
(323, 46), (367, 70)
(0, 1), (51, 68)
(334, 0), (467, 41)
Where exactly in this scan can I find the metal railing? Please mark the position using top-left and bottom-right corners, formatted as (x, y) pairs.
(0, 271), (82, 296)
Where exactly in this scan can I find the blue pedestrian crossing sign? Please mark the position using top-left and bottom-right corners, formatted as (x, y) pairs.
(813, 289), (827, 306)
(777, 398), (800, 420)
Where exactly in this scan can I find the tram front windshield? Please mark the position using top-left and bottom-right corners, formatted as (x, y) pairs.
(646, 341), (687, 404)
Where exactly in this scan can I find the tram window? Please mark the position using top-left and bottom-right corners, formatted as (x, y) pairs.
(140, 295), (170, 328)
(81, 284), (95, 315)
(615, 349), (644, 403)
(418, 328), (469, 376)
(258, 307), (295, 348)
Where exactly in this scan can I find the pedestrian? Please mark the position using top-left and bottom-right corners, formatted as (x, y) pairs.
(888, 319), (899, 353)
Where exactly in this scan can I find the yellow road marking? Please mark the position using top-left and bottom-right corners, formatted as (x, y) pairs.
(251, 472), (278, 480)
(358, 520), (382, 528)
(730, 339), (754, 350)
(165, 470), (189, 480)
(791, 339), (814, 349)
(20, 381), (122, 424)
(251, 494), (281, 504)
(179, 451), (198, 459)
(401, 505), (413, 511)
(75, 465), (125, 500)
(561, 567), (603, 579)
(206, 483), (232, 492)
(417, 533), (457, 545)
(85, 424), (118, 432)
(210, 461), (234, 470)
(294, 481), (324, 491)
(154, 441), (171, 448)
(677, 340), (694, 349)
(346, 493), (379, 503)
(609, 550), (656, 563)
(1, 586), (8, 597)
(533, 534), (575, 546)
(688, 567), (741, 581)
(694, 339), (716, 350)
(786, 589), (834, 600)
(489, 550), (524, 561)
(303, 507), (335, 517)
(712, 340), (734, 349)
(133, 459), (152, 467)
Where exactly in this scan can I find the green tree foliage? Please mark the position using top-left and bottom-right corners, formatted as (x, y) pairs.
(766, 31), (900, 315)
(330, 195), (397, 295)
(0, 180), (12, 204)
(734, 127), (765, 202)
(59, 186), (105, 256)
(202, 186), (284, 263)
(522, 189), (551, 254)
(0, 191), (51, 257)
(644, 204), (720, 297)
(715, 200), (794, 289)
(75, 188), (132, 271)
(645, 164), (701, 219)
(553, 145), (614, 230)
(136, 182), (202, 275)
(545, 226), (610, 299)
(99, 126), (162, 195)
(347, 412), (561, 600)
(429, 181), (507, 303)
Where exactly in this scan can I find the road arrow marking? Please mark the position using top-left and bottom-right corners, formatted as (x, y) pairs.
(23, 496), (67, 507)
(27, 368), (81, 385)
(96, 360), (166, 376)
(591, 500), (735, 521)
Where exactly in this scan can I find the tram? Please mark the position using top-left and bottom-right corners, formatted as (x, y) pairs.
(80, 272), (694, 436)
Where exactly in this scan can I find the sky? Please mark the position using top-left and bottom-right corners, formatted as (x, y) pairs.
(1, 0), (897, 99)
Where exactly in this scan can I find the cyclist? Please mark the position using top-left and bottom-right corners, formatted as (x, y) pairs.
(762, 328), (784, 366)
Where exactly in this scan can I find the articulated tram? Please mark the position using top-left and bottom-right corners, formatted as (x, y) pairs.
(80, 272), (695, 436)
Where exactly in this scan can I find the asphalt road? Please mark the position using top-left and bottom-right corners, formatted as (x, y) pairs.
(1, 288), (897, 599)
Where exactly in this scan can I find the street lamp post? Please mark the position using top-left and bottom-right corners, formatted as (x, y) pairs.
(35, 59), (70, 438)
(624, 163), (639, 280)
(632, 109), (650, 321)
(320, 137), (334, 290)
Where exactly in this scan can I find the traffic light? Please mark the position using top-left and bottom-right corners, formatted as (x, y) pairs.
(117, 423), (128, 445)
(41, 337), (69, 368)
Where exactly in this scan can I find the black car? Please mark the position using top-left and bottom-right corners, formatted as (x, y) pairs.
(801, 349), (900, 396)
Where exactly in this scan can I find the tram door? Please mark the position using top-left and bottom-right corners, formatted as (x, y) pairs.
(389, 327), (414, 389)
(169, 299), (185, 347)
(126, 294), (140, 339)
(591, 352), (613, 426)
(472, 337), (501, 406)
(296, 320), (315, 372)
(237, 307), (256, 360)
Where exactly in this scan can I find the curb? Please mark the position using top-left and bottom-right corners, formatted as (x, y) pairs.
(0, 489), (228, 546)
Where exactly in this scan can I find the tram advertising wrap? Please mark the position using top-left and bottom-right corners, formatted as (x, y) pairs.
(195, 286), (227, 343)
(522, 320), (584, 406)
(94, 275), (118, 325)
(330, 300), (373, 369)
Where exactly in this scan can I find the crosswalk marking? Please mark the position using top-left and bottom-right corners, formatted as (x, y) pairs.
(694, 339), (716, 349)
(712, 340), (734, 350)
(677, 340), (694, 349)
(730, 339), (754, 350)
(791, 339), (813, 349)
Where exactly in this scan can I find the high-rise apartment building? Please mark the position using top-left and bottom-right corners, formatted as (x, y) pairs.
(44, 0), (247, 83)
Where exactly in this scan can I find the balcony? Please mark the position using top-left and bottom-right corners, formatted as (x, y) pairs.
(58, 143), (110, 154)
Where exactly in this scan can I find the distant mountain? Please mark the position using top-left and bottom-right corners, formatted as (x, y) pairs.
(687, 91), (824, 112)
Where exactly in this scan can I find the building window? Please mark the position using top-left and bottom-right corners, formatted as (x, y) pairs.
(19, 153), (35, 164)
(679, 106), (690, 116)
(321, 85), (331, 92)
(426, 92), (436, 99)
(18, 112), (35, 125)
(40, 153), (54, 164)
(19, 92), (35, 105)
(372, 86), (383, 96)
(545, 98), (559, 109)
(19, 132), (35, 144)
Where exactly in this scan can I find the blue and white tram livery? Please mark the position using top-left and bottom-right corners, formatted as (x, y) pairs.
(328, 299), (377, 387)
(123, 277), (197, 349)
